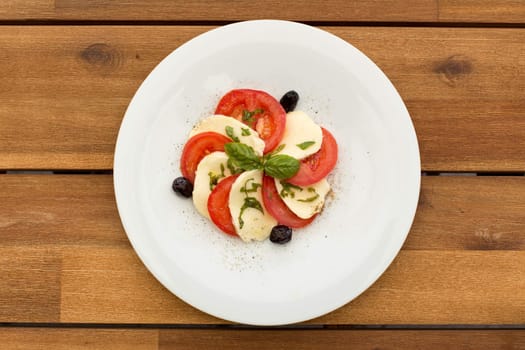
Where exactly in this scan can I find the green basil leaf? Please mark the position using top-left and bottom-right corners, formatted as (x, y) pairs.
(242, 109), (264, 124)
(225, 126), (240, 142)
(243, 197), (263, 213)
(271, 144), (285, 155)
(242, 110), (254, 123)
(241, 127), (251, 136)
(297, 194), (319, 202)
(263, 144), (286, 163)
(296, 141), (315, 150)
(240, 178), (261, 194)
(279, 181), (303, 198)
(224, 142), (262, 171)
(238, 197), (264, 229)
(264, 154), (300, 179)
(227, 158), (243, 175)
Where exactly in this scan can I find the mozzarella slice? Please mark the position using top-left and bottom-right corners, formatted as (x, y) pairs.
(276, 111), (322, 159)
(192, 152), (231, 219)
(274, 178), (331, 219)
(189, 115), (265, 156)
(229, 170), (277, 242)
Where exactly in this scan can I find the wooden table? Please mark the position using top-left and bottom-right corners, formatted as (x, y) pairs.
(1, 1), (525, 348)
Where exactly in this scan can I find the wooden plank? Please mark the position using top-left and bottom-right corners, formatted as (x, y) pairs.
(1, 329), (525, 350)
(1, 26), (524, 171)
(1, 328), (157, 350)
(0, 248), (61, 322)
(406, 176), (525, 250)
(1, 175), (524, 324)
(0, 1), (438, 22)
(439, 0), (525, 23)
(159, 329), (525, 349)
(0, 175), (127, 247)
(3, 1), (525, 24)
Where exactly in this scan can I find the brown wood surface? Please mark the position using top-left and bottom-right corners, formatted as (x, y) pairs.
(159, 330), (525, 349)
(0, 0), (436, 22)
(1, 328), (157, 350)
(1, 26), (524, 171)
(1, 328), (525, 350)
(1, 2), (524, 347)
(439, 0), (525, 23)
(1, 175), (524, 324)
(1, 1), (525, 23)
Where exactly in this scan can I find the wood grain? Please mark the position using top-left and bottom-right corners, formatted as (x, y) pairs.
(406, 176), (525, 250)
(0, 175), (524, 324)
(0, 175), (127, 247)
(1, 328), (157, 350)
(1, 26), (524, 171)
(439, 0), (525, 23)
(159, 329), (525, 350)
(2, 1), (525, 23)
(0, 1), (438, 22)
(1, 328), (525, 350)
(0, 248), (61, 322)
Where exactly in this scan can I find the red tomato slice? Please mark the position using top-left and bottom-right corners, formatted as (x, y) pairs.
(180, 131), (231, 184)
(208, 175), (239, 236)
(287, 128), (338, 186)
(215, 89), (286, 153)
(262, 175), (315, 228)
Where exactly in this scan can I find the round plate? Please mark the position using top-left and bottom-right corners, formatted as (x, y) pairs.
(114, 20), (420, 325)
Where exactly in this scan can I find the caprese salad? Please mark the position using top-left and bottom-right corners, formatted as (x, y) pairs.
(172, 89), (338, 244)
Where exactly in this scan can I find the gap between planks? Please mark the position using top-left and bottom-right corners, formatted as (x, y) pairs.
(0, 20), (525, 28)
(0, 322), (524, 330)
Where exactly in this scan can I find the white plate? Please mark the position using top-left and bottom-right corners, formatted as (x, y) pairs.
(114, 20), (420, 326)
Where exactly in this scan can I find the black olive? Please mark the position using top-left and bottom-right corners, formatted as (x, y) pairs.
(172, 176), (193, 198)
(270, 225), (292, 244)
(279, 90), (299, 113)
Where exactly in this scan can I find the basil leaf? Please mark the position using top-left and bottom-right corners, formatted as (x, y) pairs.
(279, 181), (303, 198)
(242, 110), (254, 123)
(240, 178), (261, 194)
(227, 158), (243, 174)
(224, 142), (262, 171)
(243, 197), (263, 213)
(297, 194), (319, 202)
(242, 109), (264, 124)
(241, 127), (251, 136)
(238, 197), (264, 229)
(270, 144), (285, 155)
(296, 141), (315, 150)
(225, 126), (240, 142)
(263, 144), (286, 163)
(264, 154), (300, 179)
(208, 171), (222, 191)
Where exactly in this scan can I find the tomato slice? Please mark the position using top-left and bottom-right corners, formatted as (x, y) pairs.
(262, 175), (315, 228)
(180, 131), (231, 184)
(208, 175), (239, 236)
(215, 89), (286, 153)
(287, 128), (338, 186)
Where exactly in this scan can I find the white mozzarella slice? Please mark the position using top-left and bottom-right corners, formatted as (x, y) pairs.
(274, 178), (331, 219)
(189, 114), (265, 156)
(192, 152), (231, 219)
(229, 170), (277, 242)
(276, 111), (322, 159)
